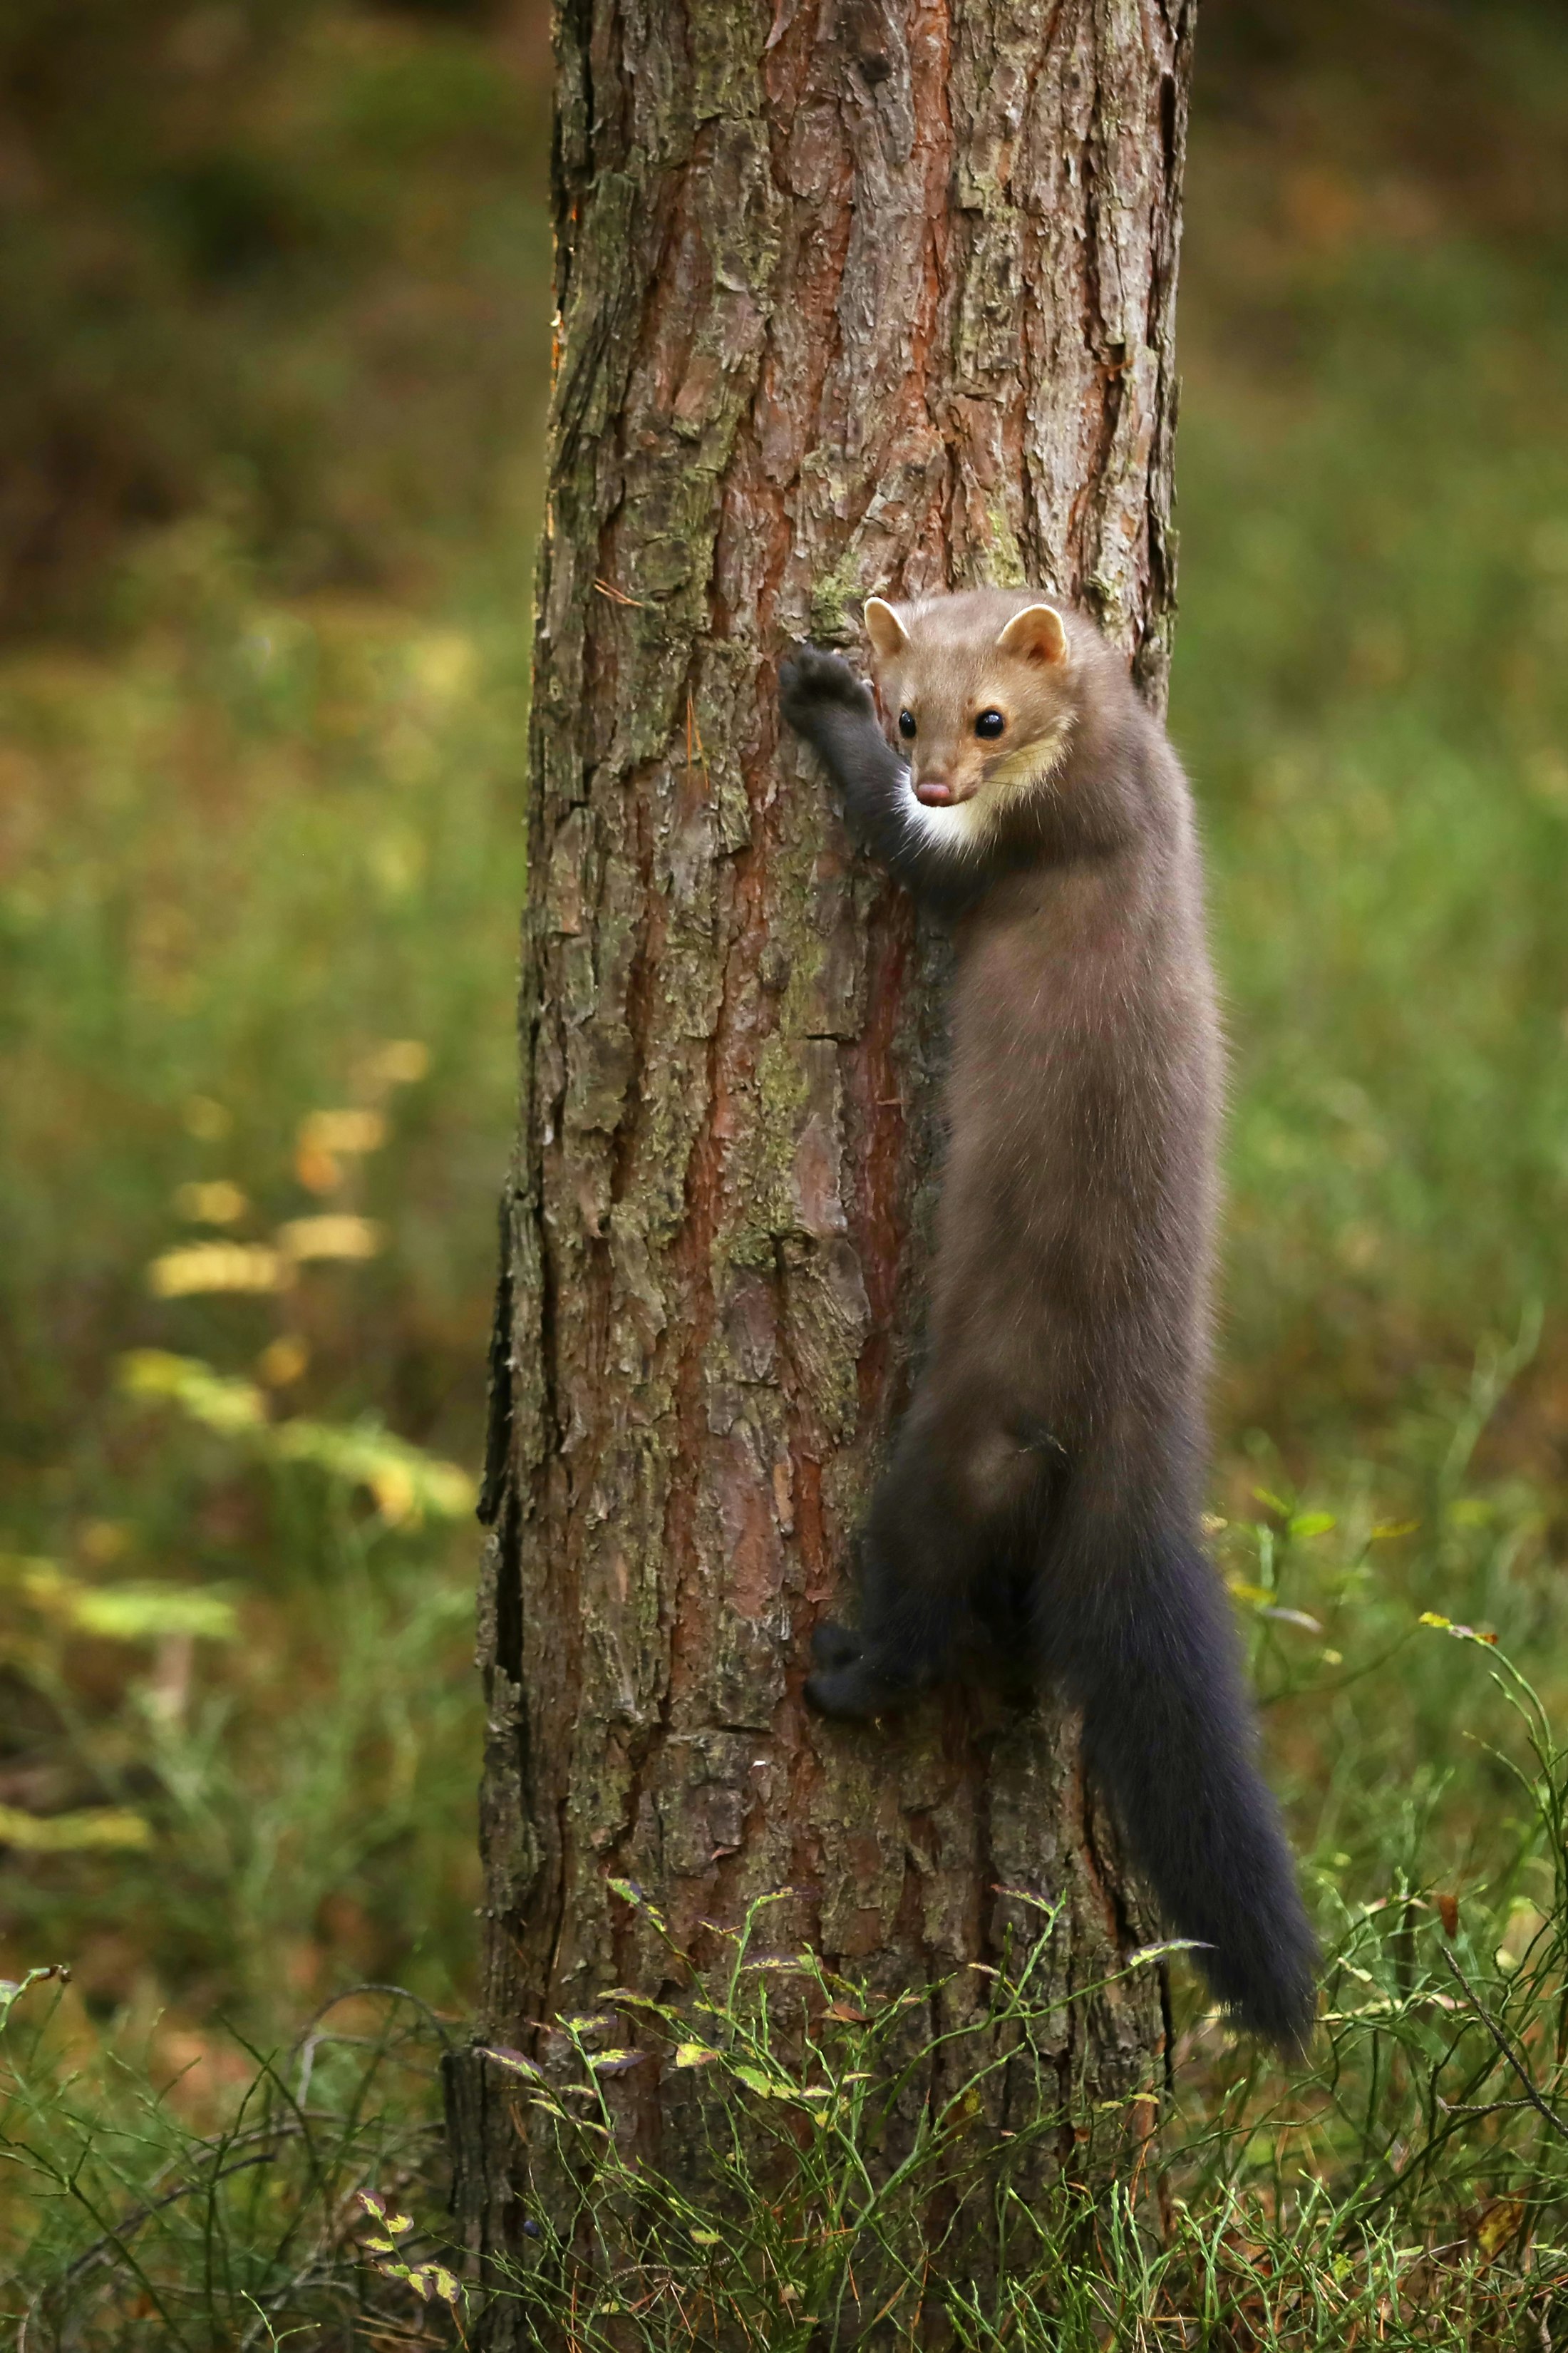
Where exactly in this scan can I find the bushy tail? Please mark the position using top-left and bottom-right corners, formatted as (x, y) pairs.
(1046, 1488), (1317, 2050)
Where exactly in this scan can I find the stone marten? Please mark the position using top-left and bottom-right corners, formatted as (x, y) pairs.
(778, 589), (1316, 2050)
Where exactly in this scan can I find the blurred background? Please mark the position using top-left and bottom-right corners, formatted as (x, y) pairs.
(0, 0), (1565, 2305)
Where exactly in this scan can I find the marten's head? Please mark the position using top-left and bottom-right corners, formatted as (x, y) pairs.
(864, 590), (1078, 853)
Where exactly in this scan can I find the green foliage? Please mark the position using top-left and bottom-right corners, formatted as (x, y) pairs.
(13, 1495), (1568, 2349)
(0, 13), (541, 2319)
(0, 522), (527, 2086)
(484, 1886), (1178, 2346)
(477, 1702), (1568, 2347)
(119, 1349), (474, 1525)
(0, 0), (551, 629)
(1175, 1), (1568, 1429)
(2, 1979), (455, 2349)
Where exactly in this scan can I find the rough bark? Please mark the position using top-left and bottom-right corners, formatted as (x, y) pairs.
(453, 0), (1195, 2324)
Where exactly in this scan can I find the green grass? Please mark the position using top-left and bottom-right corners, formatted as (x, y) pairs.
(464, 1633), (1568, 2347)
(0, 552), (533, 2029)
(1175, 7), (1568, 1436)
(10, 1451), (1568, 2346)
(2, 0), (1567, 2341)
(4, 1972), (456, 2348)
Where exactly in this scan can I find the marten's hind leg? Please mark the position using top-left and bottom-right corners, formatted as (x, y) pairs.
(805, 1398), (1048, 1719)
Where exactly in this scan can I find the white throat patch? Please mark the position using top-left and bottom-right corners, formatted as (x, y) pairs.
(899, 724), (1071, 862)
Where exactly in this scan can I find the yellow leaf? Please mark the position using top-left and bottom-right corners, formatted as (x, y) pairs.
(269, 1418), (473, 1523)
(297, 1109), (388, 1157)
(12, 1557), (67, 1602)
(120, 1354), (472, 1528)
(1476, 2198), (1525, 2258)
(66, 1583), (238, 1643)
(0, 1804), (151, 1853)
(478, 2045), (542, 2080)
(361, 1039), (430, 1089)
(173, 1180), (249, 1226)
(119, 1351), (269, 1433)
(1420, 1612), (1497, 1644)
(294, 1143), (341, 1194)
(256, 1337), (309, 1387)
(277, 1215), (384, 1263)
(148, 1245), (291, 1297)
(369, 1464), (416, 1523)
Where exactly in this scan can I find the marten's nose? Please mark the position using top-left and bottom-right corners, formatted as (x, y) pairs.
(914, 778), (954, 806)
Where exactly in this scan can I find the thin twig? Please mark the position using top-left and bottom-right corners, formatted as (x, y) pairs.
(61, 2152), (278, 2282)
(1436, 2097), (1549, 2118)
(20, 2152), (278, 2352)
(1438, 1946), (1568, 2146)
(289, 1979), (456, 2102)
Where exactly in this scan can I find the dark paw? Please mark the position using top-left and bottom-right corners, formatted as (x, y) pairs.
(805, 1644), (913, 1721)
(810, 1621), (862, 1671)
(779, 644), (875, 738)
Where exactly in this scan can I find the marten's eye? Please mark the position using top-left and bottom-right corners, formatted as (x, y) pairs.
(974, 709), (1006, 740)
(898, 709), (917, 739)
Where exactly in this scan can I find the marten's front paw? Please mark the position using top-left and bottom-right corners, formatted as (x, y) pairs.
(779, 644), (874, 738)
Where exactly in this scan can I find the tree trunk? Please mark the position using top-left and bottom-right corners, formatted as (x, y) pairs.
(451, 0), (1195, 2329)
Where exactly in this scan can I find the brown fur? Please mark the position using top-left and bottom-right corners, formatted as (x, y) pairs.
(778, 591), (1316, 2047)
(873, 590), (1220, 1477)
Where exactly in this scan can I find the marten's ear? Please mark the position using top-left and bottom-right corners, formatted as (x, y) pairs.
(995, 602), (1068, 666)
(863, 598), (909, 660)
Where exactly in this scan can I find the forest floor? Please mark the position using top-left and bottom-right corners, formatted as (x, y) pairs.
(1, 1), (1566, 2342)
